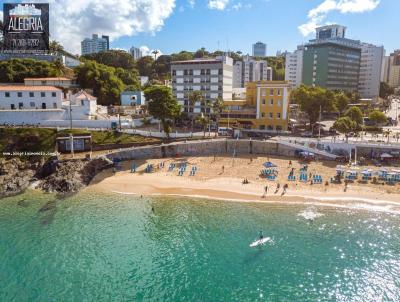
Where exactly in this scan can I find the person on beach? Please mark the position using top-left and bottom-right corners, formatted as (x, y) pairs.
(275, 183), (280, 194)
(288, 160), (292, 167)
(222, 165), (225, 173)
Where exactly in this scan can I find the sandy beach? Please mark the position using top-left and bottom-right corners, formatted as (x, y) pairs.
(89, 155), (400, 212)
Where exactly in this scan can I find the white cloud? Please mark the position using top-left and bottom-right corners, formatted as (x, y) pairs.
(0, 0), (176, 54)
(140, 46), (163, 59)
(208, 0), (230, 10)
(299, 0), (380, 36)
(188, 0), (195, 8)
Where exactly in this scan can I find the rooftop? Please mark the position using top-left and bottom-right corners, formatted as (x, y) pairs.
(24, 77), (72, 81)
(0, 85), (62, 92)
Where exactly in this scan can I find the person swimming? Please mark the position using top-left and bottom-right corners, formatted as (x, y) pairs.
(259, 230), (264, 240)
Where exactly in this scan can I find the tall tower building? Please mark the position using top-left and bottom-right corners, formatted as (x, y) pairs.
(285, 46), (304, 88)
(358, 43), (384, 99)
(233, 56), (272, 88)
(302, 25), (361, 92)
(81, 34), (109, 55)
(252, 42), (267, 57)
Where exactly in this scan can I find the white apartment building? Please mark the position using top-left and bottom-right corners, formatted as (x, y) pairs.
(233, 56), (272, 88)
(130, 46), (143, 61)
(358, 43), (384, 99)
(81, 34), (109, 56)
(171, 56), (233, 114)
(285, 46), (304, 88)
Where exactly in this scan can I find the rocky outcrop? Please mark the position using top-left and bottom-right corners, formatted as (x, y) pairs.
(0, 158), (38, 198)
(0, 156), (113, 198)
(39, 157), (113, 194)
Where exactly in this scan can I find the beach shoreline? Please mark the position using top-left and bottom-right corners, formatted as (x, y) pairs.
(88, 155), (400, 213)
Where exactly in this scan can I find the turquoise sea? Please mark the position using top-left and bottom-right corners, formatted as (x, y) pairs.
(1, 190), (400, 301)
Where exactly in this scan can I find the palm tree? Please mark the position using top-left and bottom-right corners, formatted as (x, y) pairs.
(211, 97), (226, 130)
(188, 91), (204, 131)
(196, 113), (210, 137)
(53, 58), (66, 76)
(152, 50), (160, 60)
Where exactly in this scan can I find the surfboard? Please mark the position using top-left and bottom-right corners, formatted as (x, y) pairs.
(249, 237), (271, 247)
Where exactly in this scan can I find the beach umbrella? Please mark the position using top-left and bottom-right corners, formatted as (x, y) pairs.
(263, 162), (277, 168)
(380, 153), (393, 158)
(300, 151), (314, 157)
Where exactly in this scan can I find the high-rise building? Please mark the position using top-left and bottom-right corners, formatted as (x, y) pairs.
(358, 43), (384, 99)
(284, 46), (304, 88)
(233, 56), (272, 88)
(81, 34), (109, 55)
(252, 42), (267, 57)
(130, 46), (143, 61)
(171, 56), (233, 115)
(302, 25), (361, 92)
(387, 50), (400, 89)
(381, 56), (390, 83)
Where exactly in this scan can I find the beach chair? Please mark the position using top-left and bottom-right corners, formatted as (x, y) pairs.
(288, 175), (296, 181)
(300, 173), (308, 182)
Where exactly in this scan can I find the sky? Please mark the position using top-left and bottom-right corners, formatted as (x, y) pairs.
(0, 0), (399, 56)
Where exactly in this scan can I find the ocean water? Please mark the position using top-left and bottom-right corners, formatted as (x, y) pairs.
(1, 191), (400, 302)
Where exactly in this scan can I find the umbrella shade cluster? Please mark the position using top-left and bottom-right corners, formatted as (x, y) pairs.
(263, 162), (277, 168)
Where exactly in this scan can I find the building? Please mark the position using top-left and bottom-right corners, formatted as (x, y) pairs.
(387, 50), (400, 89)
(233, 56), (272, 88)
(63, 90), (100, 120)
(358, 43), (384, 99)
(81, 34), (110, 55)
(381, 56), (390, 83)
(171, 56), (233, 115)
(24, 77), (75, 89)
(120, 91), (146, 106)
(0, 85), (63, 110)
(285, 46), (304, 88)
(220, 81), (291, 131)
(130, 47), (143, 61)
(252, 42), (267, 57)
(302, 25), (361, 92)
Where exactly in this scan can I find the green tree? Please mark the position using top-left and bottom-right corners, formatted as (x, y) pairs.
(0, 59), (60, 83)
(75, 60), (125, 105)
(188, 91), (204, 131)
(82, 50), (136, 69)
(379, 82), (394, 99)
(368, 110), (387, 125)
(136, 56), (155, 77)
(334, 92), (349, 116)
(345, 106), (364, 125)
(333, 117), (358, 142)
(211, 97), (226, 129)
(196, 113), (210, 136)
(194, 47), (210, 59)
(144, 86), (181, 138)
(290, 85), (335, 130)
(171, 51), (194, 61)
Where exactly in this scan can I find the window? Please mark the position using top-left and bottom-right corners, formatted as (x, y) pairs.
(5, 92), (10, 97)
(269, 99), (274, 106)
(172, 70), (176, 76)
(269, 112), (273, 118)
(261, 112), (265, 117)
(259, 125), (265, 130)
(53, 103), (57, 109)
(41, 80), (46, 85)
(29, 92), (34, 97)
(41, 92), (46, 97)
(277, 100), (282, 106)
(42, 103), (46, 109)
(30, 102), (35, 107)
(261, 90), (266, 97)
(262, 99), (265, 105)
(11, 104), (15, 110)
(52, 92), (57, 97)
(277, 89), (281, 96)
(267, 125), (273, 130)
(18, 102), (23, 109)
(17, 92), (22, 97)
(270, 89), (274, 96)
(277, 113), (281, 119)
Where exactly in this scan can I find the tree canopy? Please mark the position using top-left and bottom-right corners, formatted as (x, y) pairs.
(82, 50), (136, 70)
(75, 60), (136, 105)
(380, 82), (394, 99)
(290, 85), (335, 129)
(144, 86), (181, 137)
(344, 106), (364, 125)
(0, 59), (61, 83)
(369, 110), (387, 125)
(333, 116), (359, 140)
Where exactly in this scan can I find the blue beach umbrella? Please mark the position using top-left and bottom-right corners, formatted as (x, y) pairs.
(263, 162), (277, 168)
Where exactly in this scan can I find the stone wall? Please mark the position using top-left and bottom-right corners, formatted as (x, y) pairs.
(104, 139), (299, 162)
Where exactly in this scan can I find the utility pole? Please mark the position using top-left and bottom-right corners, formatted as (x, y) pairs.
(318, 105), (322, 141)
(69, 98), (72, 130)
(69, 133), (74, 159)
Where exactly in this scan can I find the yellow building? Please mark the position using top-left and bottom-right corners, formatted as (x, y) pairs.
(220, 81), (291, 131)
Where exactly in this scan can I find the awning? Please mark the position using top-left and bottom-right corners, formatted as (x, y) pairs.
(238, 120), (254, 125)
(381, 153), (393, 158)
